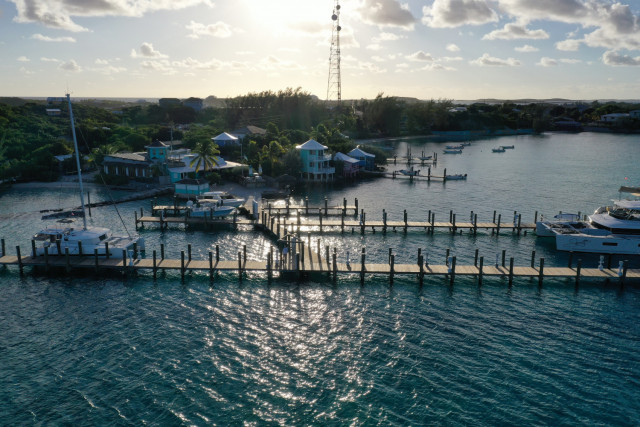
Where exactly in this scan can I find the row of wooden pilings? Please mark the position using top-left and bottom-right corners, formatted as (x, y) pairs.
(260, 205), (537, 236)
(1, 238), (632, 286)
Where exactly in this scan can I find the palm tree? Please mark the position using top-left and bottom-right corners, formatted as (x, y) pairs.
(190, 138), (221, 175)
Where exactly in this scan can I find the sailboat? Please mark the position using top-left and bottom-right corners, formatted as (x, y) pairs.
(33, 94), (145, 258)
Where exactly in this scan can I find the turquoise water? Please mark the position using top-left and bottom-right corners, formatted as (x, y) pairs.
(1, 133), (640, 425)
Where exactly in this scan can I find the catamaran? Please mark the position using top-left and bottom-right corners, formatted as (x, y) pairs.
(33, 94), (145, 258)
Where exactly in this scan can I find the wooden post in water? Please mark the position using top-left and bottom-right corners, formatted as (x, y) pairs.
(474, 249), (479, 267)
(449, 256), (456, 286)
(621, 260), (629, 285)
(332, 251), (337, 281)
(538, 258), (545, 287)
(354, 198), (358, 215)
(501, 250), (506, 267)
(16, 246), (23, 275)
(134, 210), (138, 230)
(530, 250), (535, 268)
(575, 259), (582, 286)
(497, 214), (502, 235)
(517, 214), (522, 235)
(452, 213), (456, 234)
(403, 210), (408, 233)
(94, 249), (99, 273)
(478, 256), (484, 286)
(383, 209), (387, 234)
(508, 257), (514, 287)
(238, 251), (243, 282)
(534, 211), (538, 223)
(473, 214), (478, 235)
(389, 254), (395, 285)
(319, 209), (323, 232)
(87, 192), (92, 217)
(443, 168), (447, 182)
(431, 214), (435, 234)
(78, 241), (83, 256)
(153, 250), (157, 280)
(360, 247), (366, 285)
(180, 251), (185, 281)
(427, 167), (431, 182)
(324, 197), (328, 217)
(418, 254), (424, 286)
(1, 238), (5, 257)
(188, 244), (192, 262)
(31, 240), (36, 258)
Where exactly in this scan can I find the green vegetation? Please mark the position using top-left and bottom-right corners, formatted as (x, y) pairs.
(1, 92), (639, 183)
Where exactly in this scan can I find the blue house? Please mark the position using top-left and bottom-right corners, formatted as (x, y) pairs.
(295, 139), (335, 182)
(348, 147), (375, 171)
(146, 140), (169, 162)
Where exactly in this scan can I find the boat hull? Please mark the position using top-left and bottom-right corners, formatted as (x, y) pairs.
(555, 232), (640, 255)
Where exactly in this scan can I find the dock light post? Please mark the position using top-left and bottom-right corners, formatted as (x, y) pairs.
(598, 256), (604, 271)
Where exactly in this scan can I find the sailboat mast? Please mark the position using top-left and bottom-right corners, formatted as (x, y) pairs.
(67, 93), (88, 230)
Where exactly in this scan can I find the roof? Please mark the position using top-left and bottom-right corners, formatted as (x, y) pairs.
(103, 153), (149, 163)
(175, 178), (209, 185)
(230, 125), (266, 136)
(213, 132), (238, 141)
(168, 166), (195, 174)
(334, 152), (360, 163)
(146, 140), (168, 148)
(348, 147), (375, 158)
(296, 139), (328, 150)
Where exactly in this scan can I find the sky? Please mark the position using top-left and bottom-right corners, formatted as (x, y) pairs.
(1, 0), (640, 101)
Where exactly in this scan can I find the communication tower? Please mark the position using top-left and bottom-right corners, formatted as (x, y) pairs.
(326, 1), (342, 104)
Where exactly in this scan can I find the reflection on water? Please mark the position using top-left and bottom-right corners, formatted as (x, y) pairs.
(1, 133), (640, 424)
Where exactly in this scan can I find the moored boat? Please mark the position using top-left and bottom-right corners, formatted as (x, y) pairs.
(445, 174), (467, 180)
(492, 147), (505, 153)
(443, 149), (462, 154)
(34, 94), (145, 258)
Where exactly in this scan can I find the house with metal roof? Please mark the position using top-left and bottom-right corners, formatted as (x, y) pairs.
(333, 152), (359, 178)
(348, 147), (375, 171)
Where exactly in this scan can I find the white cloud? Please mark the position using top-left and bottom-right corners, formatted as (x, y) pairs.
(423, 0), (498, 28)
(422, 63), (455, 71)
(373, 32), (406, 42)
(8, 0), (214, 32)
(131, 42), (168, 59)
(537, 57), (557, 67)
(17, 56), (30, 62)
(442, 56), (463, 61)
(371, 55), (385, 62)
(59, 59), (81, 72)
(497, 0), (640, 51)
(257, 55), (303, 71)
(407, 50), (434, 61)
(470, 53), (521, 66)
(20, 66), (35, 75)
(483, 23), (549, 40)
(95, 59), (109, 65)
(603, 50), (640, 66)
(186, 21), (233, 39)
(30, 33), (75, 42)
(556, 39), (582, 51)
(40, 57), (59, 62)
(358, 0), (417, 29)
(515, 44), (538, 52)
(366, 43), (383, 51)
(446, 43), (460, 52)
(559, 58), (581, 64)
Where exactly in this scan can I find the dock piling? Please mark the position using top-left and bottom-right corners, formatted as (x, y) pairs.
(508, 257), (514, 287)
(16, 246), (23, 275)
(538, 258), (545, 287)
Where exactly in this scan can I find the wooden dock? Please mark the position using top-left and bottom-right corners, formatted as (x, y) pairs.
(1, 251), (636, 286)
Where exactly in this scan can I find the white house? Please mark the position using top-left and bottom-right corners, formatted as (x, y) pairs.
(601, 113), (629, 122)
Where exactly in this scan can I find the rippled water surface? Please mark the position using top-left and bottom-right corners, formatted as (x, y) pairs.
(1, 133), (640, 425)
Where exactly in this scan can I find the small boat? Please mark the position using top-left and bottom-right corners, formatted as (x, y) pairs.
(186, 200), (235, 218)
(445, 174), (467, 180)
(418, 155), (432, 161)
(197, 191), (245, 207)
(492, 147), (505, 153)
(399, 167), (420, 176)
(443, 149), (462, 154)
(461, 142), (471, 146)
(446, 144), (464, 149)
(501, 145), (514, 149)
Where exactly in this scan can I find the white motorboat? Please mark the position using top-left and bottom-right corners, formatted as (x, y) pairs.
(197, 191), (245, 207)
(492, 147), (505, 153)
(446, 144), (464, 149)
(537, 198), (640, 254)
(443, 149), (462, 154)
(535, 213), (588, 237)
(501, 145), (514, 149)
(187, 200), (235, 218)
(445, 174), (467, 180)
(34, 94), (145, 258)
(398, 167), (420, 176)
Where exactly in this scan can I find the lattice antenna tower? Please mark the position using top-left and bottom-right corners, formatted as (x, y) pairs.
(326, 0), (342, 104)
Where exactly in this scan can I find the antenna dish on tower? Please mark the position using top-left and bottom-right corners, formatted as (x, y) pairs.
(326, 1), (342, 105)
